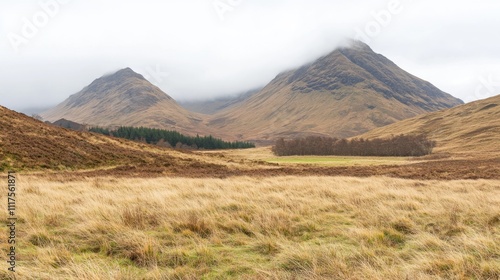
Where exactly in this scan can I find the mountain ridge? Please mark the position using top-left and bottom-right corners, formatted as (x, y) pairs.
(41, 67), (209, 135)
(42, 41), (463, 141)
(207, 41), (462, 141)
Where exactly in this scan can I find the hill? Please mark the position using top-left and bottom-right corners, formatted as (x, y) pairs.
(52, 118), (87, 131)
(208, 41), (463, 142)
(41, 68), (208, 135)
(360, 94), (500, 155)
(0, 106), (230, 174)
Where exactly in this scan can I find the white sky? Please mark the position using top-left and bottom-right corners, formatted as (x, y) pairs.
(1, 0), (499, 112)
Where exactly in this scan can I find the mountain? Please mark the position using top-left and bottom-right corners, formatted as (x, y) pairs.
(208, 41), (463, 142)
(41, 68), (207, 135)
(359, 94), (500, 156)
(41, 42), (463, 143)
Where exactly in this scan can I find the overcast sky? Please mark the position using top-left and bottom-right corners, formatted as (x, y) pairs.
(1, 0), (499, 112)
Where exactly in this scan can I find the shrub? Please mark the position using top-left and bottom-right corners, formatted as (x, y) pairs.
(272, 134), (435, 157)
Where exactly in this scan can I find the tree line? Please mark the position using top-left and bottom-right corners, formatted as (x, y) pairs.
(272, 134), (435, 157)
(89, 126), (255, 150)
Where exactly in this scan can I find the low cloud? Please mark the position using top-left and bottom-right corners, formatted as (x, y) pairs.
(1, 0), (499, 111)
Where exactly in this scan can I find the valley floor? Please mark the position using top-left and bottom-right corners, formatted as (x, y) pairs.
(1, 175), (499, 279)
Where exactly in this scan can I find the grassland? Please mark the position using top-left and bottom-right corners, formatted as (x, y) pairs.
(2, 102), (500, 279)
(1, 175), (498, 279)
(196, 147), (500, 180)
(202, 147), (414, 167)
(266, 156), (410, 166)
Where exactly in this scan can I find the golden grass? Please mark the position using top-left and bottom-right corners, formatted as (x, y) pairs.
(265, 156), (412, 166)
(360, 94), (500, 156)
(0, 175), (498, 279)
(200, 147), (274, 162)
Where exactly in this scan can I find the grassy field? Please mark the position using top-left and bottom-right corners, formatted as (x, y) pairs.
(1, 175), (498, 279)
(202, 147), (416, 167)
(265, 156), (411, 166)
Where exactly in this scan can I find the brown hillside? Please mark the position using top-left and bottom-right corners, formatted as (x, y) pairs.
(41, 68), (209, 135)
(0, 106), (228, 173)
(360, 94), (500, 155)
(208, 41), (462, 142)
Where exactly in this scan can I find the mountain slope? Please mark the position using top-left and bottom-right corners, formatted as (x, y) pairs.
(360, 94), (500, 155)
(41, 68), (207, 135)
(208, 41), (463, 142)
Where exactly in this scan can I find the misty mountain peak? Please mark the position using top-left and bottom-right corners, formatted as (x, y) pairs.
(283, 42), (462, 112)
(45, 66), (178, 115)
(79, 67), (148, 95)
(344, 40), (373, 52)
(106, 67), (146, 82)
(40, 67), (207, 133)
(207, 41), (463, 139)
